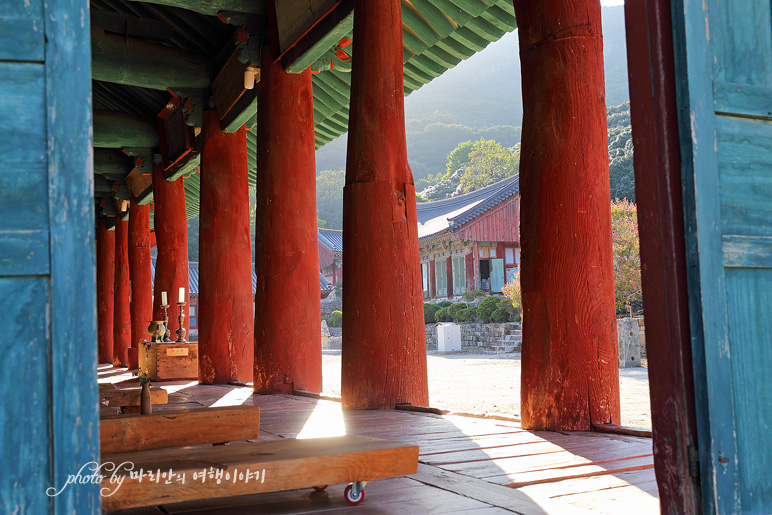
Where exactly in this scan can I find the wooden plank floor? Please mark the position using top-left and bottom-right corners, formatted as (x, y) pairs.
(99, 365), (659, 514)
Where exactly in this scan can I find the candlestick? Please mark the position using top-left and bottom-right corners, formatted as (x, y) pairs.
(175, 301), (187, 342)
(161, 291), (167, 306)
(178, 287), (185, 303)
(160, 304), (172, 342)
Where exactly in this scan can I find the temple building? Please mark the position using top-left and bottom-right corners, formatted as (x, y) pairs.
(417, 176), (519, 298)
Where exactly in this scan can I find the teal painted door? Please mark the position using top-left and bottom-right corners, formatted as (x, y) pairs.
(491, 258), (505, 293)
(0, 0), (98, 512)
(674, 0), (772, 511)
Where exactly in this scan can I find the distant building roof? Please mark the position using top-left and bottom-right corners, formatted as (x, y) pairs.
(151, 258), (332, 296)
(416, 175), (519, 241)
(318, 228), (343, 252)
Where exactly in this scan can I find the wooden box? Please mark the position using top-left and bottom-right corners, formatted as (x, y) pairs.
(139, 342), (198, 381)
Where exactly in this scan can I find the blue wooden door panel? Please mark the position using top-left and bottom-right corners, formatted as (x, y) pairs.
(491, 258), (504, 292)
(0, 277), (51, 514)
(0, 0), (98, 512)
(724, 269), (772, 513)
(675, 0), (772, 511)
(0, 0), (45, 62)
(0, 63), (50, 276)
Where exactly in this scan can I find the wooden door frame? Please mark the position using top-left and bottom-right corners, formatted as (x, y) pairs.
(624, 0), (703, 512)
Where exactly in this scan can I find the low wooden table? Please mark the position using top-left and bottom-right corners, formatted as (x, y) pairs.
(101, 435), (419, 510)
(139, 341), (198, 380)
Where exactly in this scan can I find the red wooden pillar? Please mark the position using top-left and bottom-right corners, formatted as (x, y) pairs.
(429, 259), (436, 299)
(199, 110), (254, 384)
(513, 0), (620, 430)
(113, 214), (131, 366)
(341, 0), (428, 409)
(151, 165), (190, 335)
(96, 218), (115, 364)
(446, 257), (453, 298)
(128, 196), (152, 369)
(253, 47), (321, 394)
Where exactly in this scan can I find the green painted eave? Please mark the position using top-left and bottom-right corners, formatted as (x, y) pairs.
(170, 0), (517, 226)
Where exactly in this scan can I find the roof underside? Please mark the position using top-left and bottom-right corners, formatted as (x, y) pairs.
(89, 0), (518, 225)
(417, 174), (519, 240)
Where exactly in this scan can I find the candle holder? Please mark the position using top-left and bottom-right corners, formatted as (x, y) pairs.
(161, 304), (172, 342)
(175, 301), (187, 342)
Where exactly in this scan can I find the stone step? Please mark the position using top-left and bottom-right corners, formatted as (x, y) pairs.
(488, 344), (517, 354)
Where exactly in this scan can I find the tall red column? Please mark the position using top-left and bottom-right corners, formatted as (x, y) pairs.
(128, 195), (152, 369)
(253, 48), (321, 394)
(514, 0), (620, 430)
(152, 165), (190, 336)
(113, 214), (131, 366)
(199, 110), (254, 384)
(341, 0), (428, 409)
(96, 218), (115, 364)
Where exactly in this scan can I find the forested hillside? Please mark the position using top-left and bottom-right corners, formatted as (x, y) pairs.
(315, 5), (630, 185)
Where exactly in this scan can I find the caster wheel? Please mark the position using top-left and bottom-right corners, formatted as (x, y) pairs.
(312, 485), (328, 492)
(344, 484), (365, 505)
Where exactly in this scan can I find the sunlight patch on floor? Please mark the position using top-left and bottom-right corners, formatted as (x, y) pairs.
(209, 386), (254, 407)
(296, 402), (347, 439)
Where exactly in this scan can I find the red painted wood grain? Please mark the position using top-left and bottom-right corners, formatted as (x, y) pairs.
(198, 110), (254, 384)
(128, 196), (152, 370)
(97, 218), (115, 364)
(253, 50), (322, 394)
(514, 0), (620, 430)
(113, 215), (131, 366)
(341, 0), (428, 409)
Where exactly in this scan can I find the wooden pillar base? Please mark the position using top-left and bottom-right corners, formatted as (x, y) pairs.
(341, 181), (428, 409)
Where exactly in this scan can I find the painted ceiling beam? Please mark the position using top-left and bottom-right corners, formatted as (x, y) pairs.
(124, 0), (266, 17)
(94, 148), (135, 177)
(93, 110), (159, 148)
(91, 28), (213, 91)
(90, 11), (174, 43)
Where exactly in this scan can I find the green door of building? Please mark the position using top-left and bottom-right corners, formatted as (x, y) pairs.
(490, 258), (505, 293)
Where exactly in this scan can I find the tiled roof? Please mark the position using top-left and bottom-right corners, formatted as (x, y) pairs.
(416, 175), (519, 241)
(151, 258), (332, 295)
(318, 228), (343, 252)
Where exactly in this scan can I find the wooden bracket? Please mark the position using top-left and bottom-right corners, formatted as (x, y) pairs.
(157, 96), (199, 182)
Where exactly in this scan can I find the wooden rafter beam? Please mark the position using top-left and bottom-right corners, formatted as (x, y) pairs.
(90, 11), (174, 43)
(280, 0), (354, 73)
(91, 28), (213, 91)
(94, 110), (159, 149)
(123, 0), (266, 17)
(94, 148), (135, 177)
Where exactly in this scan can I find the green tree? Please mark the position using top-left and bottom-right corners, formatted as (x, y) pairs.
(316, 169), (345, 230)
(445, 139), (474, 176)
(459, 138), (519, 192)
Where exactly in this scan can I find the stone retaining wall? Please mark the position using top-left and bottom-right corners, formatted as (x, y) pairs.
(425, 322), (519, 350)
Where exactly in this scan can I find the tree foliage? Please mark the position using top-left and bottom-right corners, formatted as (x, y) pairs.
(459, 138), (519, 192)
(611, 198), (641, 311)
(607, 102), (635, 202)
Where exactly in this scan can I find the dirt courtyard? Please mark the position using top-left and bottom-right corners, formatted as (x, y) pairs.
(322, 350), (652, 430)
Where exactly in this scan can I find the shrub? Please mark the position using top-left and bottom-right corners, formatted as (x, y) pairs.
(447, 302), (468, 318)
(453, 306), (477, 323)
(476, 296), (502, 323)
(501, 270), (521, 311)
(423, 303), (441, 324)
(436, 300), (453, 308)
(325, 310), (342, 327)
(491, 303), (518, 323)
(462, 289), (486, 302)
(434, 306), (453, 322)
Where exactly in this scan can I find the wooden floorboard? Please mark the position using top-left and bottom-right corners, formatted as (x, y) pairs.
(100, 367), (658, 514)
